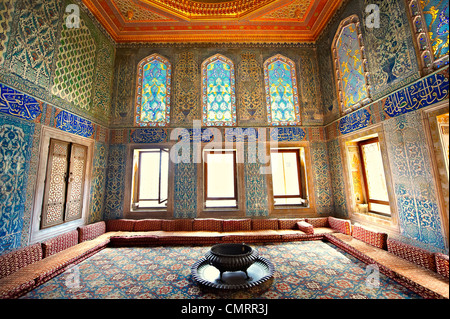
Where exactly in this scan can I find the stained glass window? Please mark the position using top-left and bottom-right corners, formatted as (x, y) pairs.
(332, 16), (370, 115)
(421, 0), (449, 61)
(135, 54), (171, 127)
(264, 55), (301, 126)
(201, 54), (236, 126)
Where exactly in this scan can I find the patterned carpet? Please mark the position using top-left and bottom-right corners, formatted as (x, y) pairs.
(21, 241), (421, 299)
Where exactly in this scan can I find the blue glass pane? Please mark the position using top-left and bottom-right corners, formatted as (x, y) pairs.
(141, 60), (168, 123)
(205, 59), (233, 124)
(266, 59), (298, 124)
(336, 23), (369, 110)
(421, 0), (449, 59)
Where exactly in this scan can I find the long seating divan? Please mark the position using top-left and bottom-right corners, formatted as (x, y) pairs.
(104, 217), (350, 246)
(0, 217), (448, 299)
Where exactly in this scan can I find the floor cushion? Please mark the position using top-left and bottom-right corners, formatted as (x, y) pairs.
(42, 230), (79, 258)
(305, 217), (329, 228)
(78, 221), (106, 242)
(328, 217), (352, 235)
(0, 243), (42, 279)
(278, 219), (305, 230)
(192, 219), (223, 232)
(352, 225), (388, 250)
(106, 219), (136, 232)
(222, 219), (252, 232)
(387, 238), (436, 272)
(134, 219), (163, 232)
(296, 221), (314, 235)
(435, 253), (449, 279)
(252, 219), (279, 230)
(161, 219), (193, 231)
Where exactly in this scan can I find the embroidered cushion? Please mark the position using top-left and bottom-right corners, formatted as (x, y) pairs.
(78, 221), (106, 242)
(222, 219), (252, 232)
(192, 219), (223, 232)
(278, 219), (305, 230)
(352, 225), (388, 250)
(42, 230), (79, 258)
(134, 219), (163, 232)
(328, 217), (352, 235)
(305, 217), (329, 228)
(161, 219), (193, 231)
(435, 253), (449, 279)
(296, 221), (314, 235)
(106, 219), (136, 232)
(387, 238), (436, 271)
(251, 219), (279, 230)
(0, 243), (43, 279)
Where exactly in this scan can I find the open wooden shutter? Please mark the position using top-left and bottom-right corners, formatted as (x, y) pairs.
(41, 139), (70, 229)
(64, 144), (87, 222)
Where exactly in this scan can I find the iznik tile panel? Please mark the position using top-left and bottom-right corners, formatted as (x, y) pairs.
(0, 83), (42, 121)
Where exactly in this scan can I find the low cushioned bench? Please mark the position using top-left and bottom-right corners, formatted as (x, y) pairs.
(104, 217), (349, 245)
(0, 217), (348, 299)
(0, 217), (448, 299)
(324, 223), (449, 299)
(0, 232), (111, 299)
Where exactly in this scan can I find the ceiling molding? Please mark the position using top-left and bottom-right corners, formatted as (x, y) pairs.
(82, 0), (344, 43)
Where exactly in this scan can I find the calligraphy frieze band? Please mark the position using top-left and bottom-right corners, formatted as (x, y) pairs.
(339, 109), (372, 135)
(0, 83), (42, 121)
(55, 110), (94, 138)
(384, 74), (449, 118)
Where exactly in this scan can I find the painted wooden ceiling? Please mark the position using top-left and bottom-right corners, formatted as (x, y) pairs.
(82, 0), (344, 43)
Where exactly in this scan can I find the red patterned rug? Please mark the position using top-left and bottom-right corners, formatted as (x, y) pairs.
(21, 241), (421, 299)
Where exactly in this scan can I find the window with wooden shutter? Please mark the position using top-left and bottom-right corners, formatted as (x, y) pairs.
(131, 148), (170, 209)
(41, 139), (87, 229)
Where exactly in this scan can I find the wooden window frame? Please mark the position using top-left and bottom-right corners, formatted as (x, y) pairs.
(203, 150), (238, 204)
(270, 148), (304, 205)
(31, 126), (94, 244)
(357, 137), (390, 216)
(132, 148), (169, 209)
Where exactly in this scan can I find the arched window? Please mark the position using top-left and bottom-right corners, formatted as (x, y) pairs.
(332, 15), (371, 116)
(135, 54), (171, 127)
(264, 54), (301, 126)
(407, 0), (449, 74)
(201, 54), (236, 127)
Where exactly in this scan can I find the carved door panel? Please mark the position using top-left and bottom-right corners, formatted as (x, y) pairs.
(41, 139), (87, 229)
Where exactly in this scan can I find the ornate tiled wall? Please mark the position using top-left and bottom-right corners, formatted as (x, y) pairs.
(6, 0), (62, 89)
(89, 142), (109, 223)
(173, 145), (198, 219)
(106, 43), (331, 220)
(384, 112), (446, 251)
(0, 0), (115, 126)
(107, 125), (331, 219)
(317, 0), (421, 125)
(0, 0), (14, 65)
(0, 113), (35, 253)
(0, 80), (110, 253)
(310, 142), (334, 216)
(324, 68), (449, 252)
(0, 0), (448, 256)
(244, 143), (269, 217)
(111, 44), (323, 128)
(362, 0), (420, 100)
(0, 0), (113, 253)
(103, 144), (126, 220)
(316, 0), (448, 252)
(327, 138), (348, 218)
